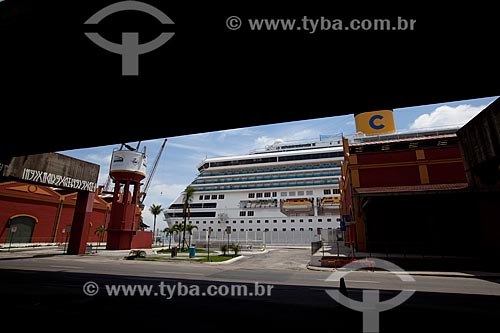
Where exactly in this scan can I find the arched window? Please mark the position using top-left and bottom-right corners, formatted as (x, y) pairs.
(7, 215), (37, 243)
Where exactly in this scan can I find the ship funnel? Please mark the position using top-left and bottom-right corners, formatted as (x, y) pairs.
(354, 110), (396, 136)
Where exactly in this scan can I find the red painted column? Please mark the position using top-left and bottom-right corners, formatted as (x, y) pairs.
(106, 171), (145, 250)
(105, 148), (147, 250)
(67, 191), (95, 255)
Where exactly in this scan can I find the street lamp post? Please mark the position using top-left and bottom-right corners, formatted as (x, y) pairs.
(207, 227), (213, 262)
(63, 225), (71, 254)
(87, 222), (92, 253)
(8, 226), (17, 252)
(225, 226), (231, 250)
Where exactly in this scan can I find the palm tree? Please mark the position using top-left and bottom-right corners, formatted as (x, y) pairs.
(163, 226), (175, 249)
(94, 224), (106, 252)
(180, 186), (196, 251)
(149, 204), (164, 245)
(230, 243), (241, 256)
(172, 223), (183, 249)
(185, 224), (198, 248)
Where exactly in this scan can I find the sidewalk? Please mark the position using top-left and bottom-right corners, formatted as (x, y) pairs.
(0, 245), (64, 258)
(0, 244), (268, 262)
(307, 244), (500, 279)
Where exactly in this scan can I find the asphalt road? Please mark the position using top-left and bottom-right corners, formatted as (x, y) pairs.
(0, 246), (499, 331)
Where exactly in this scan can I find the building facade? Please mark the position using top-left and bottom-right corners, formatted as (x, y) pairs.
(340, 128), (473, 256)
(457, 97), (500, 260)
(0, 181), (152, 249)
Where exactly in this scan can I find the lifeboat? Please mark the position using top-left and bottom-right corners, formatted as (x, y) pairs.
(283, 198), (312, 209)
(321, 196), (340, 206)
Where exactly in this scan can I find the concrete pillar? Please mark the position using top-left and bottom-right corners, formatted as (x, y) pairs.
(67, 191), (95, 255)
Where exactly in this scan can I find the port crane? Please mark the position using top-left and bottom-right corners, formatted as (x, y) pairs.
(102, 138), (167, 210)
(138, 138), (167, 208)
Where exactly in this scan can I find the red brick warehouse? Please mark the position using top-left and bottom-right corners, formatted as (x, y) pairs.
(0, 181), (110, 245)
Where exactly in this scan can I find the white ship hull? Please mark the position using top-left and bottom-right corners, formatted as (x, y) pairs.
(164, 137), (343, 246)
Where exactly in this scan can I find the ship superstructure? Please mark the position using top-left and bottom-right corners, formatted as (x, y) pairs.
(164, 136), (344, 246)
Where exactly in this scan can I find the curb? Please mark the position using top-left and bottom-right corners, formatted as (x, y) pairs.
(205, 255), (245, 265)
(306, 264), (335, 272)
(306, 263), (500, 279)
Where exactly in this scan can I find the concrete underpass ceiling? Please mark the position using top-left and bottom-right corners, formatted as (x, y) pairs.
(0, 1), (498, 161)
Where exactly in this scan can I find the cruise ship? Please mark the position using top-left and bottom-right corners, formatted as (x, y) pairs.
(164, 136), (344, 246)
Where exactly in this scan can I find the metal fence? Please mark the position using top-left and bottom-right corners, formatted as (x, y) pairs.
(185, 230), (322, 247)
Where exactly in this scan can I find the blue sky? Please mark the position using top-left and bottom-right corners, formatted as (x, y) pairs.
(59, 95), (498, 232)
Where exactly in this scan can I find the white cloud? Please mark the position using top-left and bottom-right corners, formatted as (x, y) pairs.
(254, 136), (278, 149)
(97, 171), (110, 187)
(85, 153), (112, 165)
(166, 139), (211, 154)
(216, 127), (257, 141)
(283, 128), (318, 141)
(409, 104), (486, 130)
(253, 128), (320, 151)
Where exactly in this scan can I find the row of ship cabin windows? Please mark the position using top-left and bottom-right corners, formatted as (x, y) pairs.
(188, 218), (335, 224)
(197, 188), (340, 201)
(198, 227), (335, 232)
